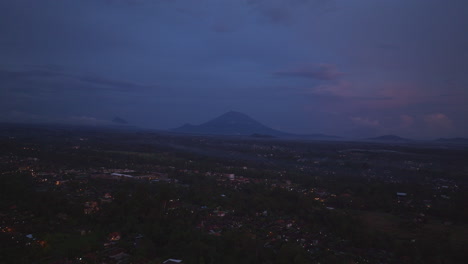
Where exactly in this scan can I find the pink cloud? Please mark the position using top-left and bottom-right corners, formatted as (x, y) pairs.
(339, 82), (431, 109)
(400, 114), (414, 127)
(355, 82), (426, 109)
(350, 116), (380, 127)
(424, 113), (453, 130)
(306, 81), (427, 108)
(312, 80), (352, 96)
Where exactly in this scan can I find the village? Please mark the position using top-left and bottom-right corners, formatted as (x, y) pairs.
(0, 127), (467, 263)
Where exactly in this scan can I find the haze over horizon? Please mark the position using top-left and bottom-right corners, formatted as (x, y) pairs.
(1, 0), (468, 139)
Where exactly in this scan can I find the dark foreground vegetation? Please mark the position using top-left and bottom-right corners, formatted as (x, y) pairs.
(0, 124), (467, 264)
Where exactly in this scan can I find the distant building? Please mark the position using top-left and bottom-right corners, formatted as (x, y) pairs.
(84, 201), (99, 215)
(108, 232), (121, 241)
(163, 259), (183, 264)
(111, 173), (133, 178)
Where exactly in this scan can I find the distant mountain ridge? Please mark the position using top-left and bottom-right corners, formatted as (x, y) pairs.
(173, 111), (287, 136)
(112, 117), (128, 124)
(435, 137), (468, 143)
(172, 111), (339, 139)
(367, 135), (411, 141)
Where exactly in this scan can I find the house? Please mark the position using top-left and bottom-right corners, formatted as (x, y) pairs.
(109, 251), (129, 262)
(84, 201), (99, 215)
(106, 248), (129, 262)
(100, 193), (113, 203)
(108, 232), (121, 241)
(163, 259), (183, 264)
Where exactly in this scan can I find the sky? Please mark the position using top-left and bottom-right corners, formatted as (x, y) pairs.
(1, 0), (467, 139)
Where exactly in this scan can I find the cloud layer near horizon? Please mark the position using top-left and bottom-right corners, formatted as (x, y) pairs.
(1, 0), (467, 138)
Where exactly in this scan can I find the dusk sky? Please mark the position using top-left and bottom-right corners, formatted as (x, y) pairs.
(1, 0), (467, 139)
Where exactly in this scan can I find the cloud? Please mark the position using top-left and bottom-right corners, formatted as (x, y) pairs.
(212, 23), (235, 33)
(78, 76), (157, 90)
(375, 43), (401, 51)
(302, 80), (393, 100)
(0, 67), (157, 91)
(424, 113), (453, 130)
(350, 116), (380, 127)
(1, 111), (46, 123)
(274, 63), (343, 81)
(311, 80), (351, 96)
(67, 116), (112, 126)
(92, 0), (151, 7)
(0, 111), (111, 126)
(400, 114), (414, 127)
(247, 0), (332, 24)
(0, 69), (68, 81)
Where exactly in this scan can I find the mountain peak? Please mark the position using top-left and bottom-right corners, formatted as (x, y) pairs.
(173, 111), (284, 136)
(222, 110), (249, 117)
(214, 111), (254, 121)
(209, 111), (259, 124)
(112, 116), (128, 124)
